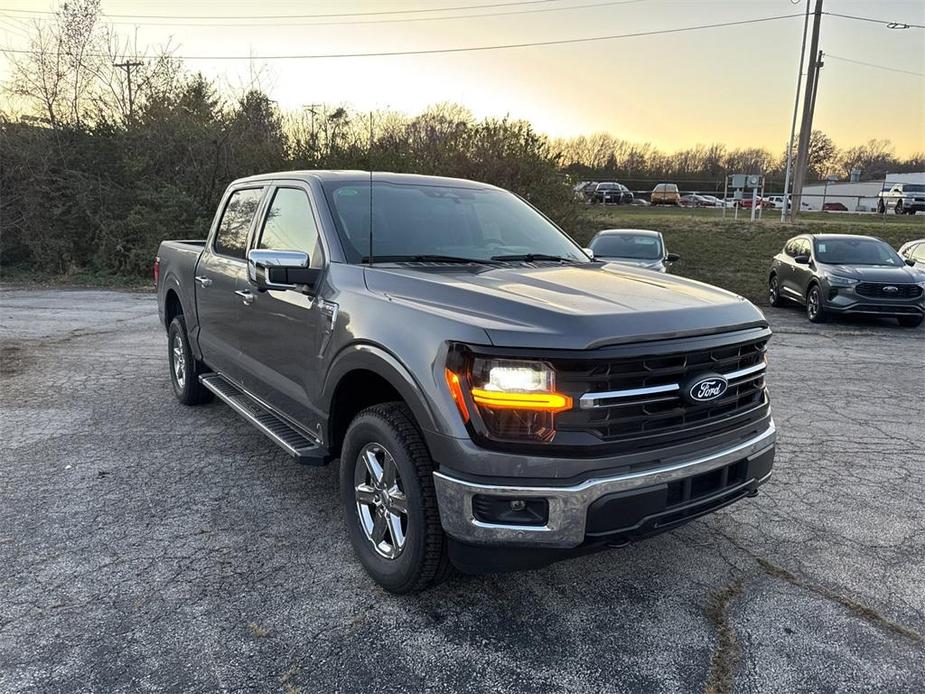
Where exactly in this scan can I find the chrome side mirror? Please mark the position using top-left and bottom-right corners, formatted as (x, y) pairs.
(248, 249), (317, 291)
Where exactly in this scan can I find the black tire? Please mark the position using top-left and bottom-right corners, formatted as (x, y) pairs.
(877, 199), (885, 214)
(806, 284), (828, 323)
(340, 403), (452, 594)
(897, 315), (923, 328)
(894, 200), (904, 215)
(768, 274), (785, 307)
(167, 316), (213, 405)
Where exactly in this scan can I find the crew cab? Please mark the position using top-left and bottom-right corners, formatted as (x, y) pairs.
(156, 171), (777, 593)
(878, 182), (925, 215)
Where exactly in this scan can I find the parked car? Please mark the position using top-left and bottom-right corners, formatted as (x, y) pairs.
(592, 182), (634, 205)
(768, 233), (925, 326)
(679, 194), (713, 208)
(651, 183), (680, 205)
(738, 197), (773, 210)
(898, 239), (925, 268)
(766, 195), (811, 211)
(156, 171), (777, 592)
(697, 194), (726, 207)
(587, 229), (680, 272)
(573, 181), (598, 202)
(822, 202), (848, 212)
(878, 182), (925, 215)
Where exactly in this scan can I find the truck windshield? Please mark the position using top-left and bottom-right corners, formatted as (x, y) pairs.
(322, 181), (588, 264)
(591, 234), (663, 259)
(813, 238), (903, 266)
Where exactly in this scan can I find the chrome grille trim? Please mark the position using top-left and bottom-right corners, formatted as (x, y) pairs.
(579, 361), (766, 409)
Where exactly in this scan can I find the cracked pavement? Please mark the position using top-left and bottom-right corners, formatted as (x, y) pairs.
(1, 288), (923, 693)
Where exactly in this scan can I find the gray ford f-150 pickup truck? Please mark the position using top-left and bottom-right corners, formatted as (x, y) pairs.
(156, 171), (776, 593)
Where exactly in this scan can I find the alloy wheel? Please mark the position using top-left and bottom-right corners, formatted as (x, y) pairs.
(354, 443), (409, 559)
(807, 288), (819, 319)
(172, 334), (186, 389)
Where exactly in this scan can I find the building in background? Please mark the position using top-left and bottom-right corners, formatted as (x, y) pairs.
(800, 172), (925, 212)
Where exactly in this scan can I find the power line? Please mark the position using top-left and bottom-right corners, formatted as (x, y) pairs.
(0, 13), (804, 61)
(0, 0), (565, 20)
(19, 0), (644, 28)
(826, 54), (925, 78)
(824, 11), (924, 30)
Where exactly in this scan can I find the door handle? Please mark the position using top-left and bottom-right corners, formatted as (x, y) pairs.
(195, 275), (213, 287)
(235, 289), (255, 306)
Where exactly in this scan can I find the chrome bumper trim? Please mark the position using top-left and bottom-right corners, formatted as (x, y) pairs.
(433, 421), (776, 548)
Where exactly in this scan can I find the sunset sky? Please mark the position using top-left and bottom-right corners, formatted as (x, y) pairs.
(1, 0), (923, 154)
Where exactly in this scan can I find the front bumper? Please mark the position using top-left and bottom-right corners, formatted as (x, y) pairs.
(823, 288), (925, 317)
(433, 421), (776, 549)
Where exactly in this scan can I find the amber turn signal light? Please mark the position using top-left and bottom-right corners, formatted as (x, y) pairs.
(469, 388), (573, 413)
(444, 368), (470, 422)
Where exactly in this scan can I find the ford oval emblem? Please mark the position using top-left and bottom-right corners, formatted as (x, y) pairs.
(883, 285), (898, 293)
(686, 374), (728, 403)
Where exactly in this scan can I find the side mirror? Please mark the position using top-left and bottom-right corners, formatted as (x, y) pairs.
(905, 258), (916, 267)
(794, 255), (810, 265)
(248, 249), (318, 291)
(582, 247), (595, 260)
(666, 252), (681, 263)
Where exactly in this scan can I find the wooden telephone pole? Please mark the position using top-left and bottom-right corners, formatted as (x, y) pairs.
(114, 60), (143, 122)
(790, 0), (824, 221)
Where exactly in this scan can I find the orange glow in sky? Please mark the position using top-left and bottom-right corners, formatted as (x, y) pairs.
(0, 0), (923, 154)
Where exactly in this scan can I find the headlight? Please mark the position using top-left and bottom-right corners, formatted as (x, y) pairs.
(445, 356), (572, 442)
(826, 275), (859, 287)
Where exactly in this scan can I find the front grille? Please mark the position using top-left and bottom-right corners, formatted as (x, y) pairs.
(855, 282), (923, 299)
(551, 332), (769, 451)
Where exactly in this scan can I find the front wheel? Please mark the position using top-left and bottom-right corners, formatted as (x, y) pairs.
(340, 403), (452, 594)
(167, 316), (213, 405)
(768, 274), (785, 307)
(894, 200), (904, 215)
(806, 285), (828, 323)
(897, 315), (923, 328)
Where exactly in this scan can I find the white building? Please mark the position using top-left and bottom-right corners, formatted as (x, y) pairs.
(800, 172), (925, 212)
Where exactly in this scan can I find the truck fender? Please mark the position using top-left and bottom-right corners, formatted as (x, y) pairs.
(322, 343), (439, 438)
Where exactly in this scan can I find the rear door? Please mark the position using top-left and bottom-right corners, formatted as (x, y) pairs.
(236, 183), (330, 428)
(195, 186), (267, 384)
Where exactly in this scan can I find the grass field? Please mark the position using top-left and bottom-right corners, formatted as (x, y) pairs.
(572, 206), (925, 304)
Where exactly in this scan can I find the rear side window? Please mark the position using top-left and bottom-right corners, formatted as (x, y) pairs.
(214, 188), (264, 259)
(912, 244), (925, 263)
(784, 238), (799, 257)
(258, 187), (324, 268)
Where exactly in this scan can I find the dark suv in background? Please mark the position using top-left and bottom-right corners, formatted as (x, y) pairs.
(768, 234), (925, 327)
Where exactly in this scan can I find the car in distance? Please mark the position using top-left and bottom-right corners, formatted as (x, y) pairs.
(768, 233), (925, 327)
(697, 194), (726, 207)
(573, 181), (598, 202)
(587, 229), (680, 272)
(679, 194), (712, 208)
(822, 201), (848, 212)
(898, 239), (925, 268)
(651, 183), (680, 205)
(878, 182), (925, 215)
(156, 171), (777, 593)
(592, 182), (634, 205)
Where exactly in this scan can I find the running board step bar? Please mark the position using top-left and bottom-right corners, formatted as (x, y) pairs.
(199, 373), (329, 465)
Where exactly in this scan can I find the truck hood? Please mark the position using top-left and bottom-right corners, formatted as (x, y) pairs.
(821, 263), (925, 283)
(364, 263), (765, 349)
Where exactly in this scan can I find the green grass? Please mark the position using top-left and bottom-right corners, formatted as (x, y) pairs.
(0, 266), (152, 291)
(570, 206), (925, 304)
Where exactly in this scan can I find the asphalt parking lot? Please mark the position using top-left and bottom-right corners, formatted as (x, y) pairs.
(1, 287), (923, 693)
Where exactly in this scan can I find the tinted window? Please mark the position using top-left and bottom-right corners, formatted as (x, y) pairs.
(590, 234), (663, 260)
(905, 184), (925, 193)
(813, 238), (903, 266)
(214, 188), (264, 259)
(323, 182), (587, 264)
(258, 188), (323, 268)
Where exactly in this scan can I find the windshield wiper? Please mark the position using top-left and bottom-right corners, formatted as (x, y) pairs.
(362, 254), (501, 265)
(490, 253), (579, 263)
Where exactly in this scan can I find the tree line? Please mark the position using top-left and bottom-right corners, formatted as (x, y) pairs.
(1, 1), (921, 279)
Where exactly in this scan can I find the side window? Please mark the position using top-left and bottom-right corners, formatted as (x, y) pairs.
(214, 188), (264, 259)
(784, 238), (798, 257)
(913, 244), (925, 263)
(258, 187), (324, 269)
(799, 239), (812, 257)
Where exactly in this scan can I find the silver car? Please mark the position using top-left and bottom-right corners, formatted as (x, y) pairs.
(587, 229), (679, 272)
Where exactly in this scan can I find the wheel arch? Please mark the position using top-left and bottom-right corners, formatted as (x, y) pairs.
(323, 344), (439, 458)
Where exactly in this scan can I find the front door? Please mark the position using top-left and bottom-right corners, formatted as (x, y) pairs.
(236, 184), (330, 431)
(195, 186), (266, 385)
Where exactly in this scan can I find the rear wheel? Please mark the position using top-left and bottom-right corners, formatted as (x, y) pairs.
(768, 274), (785, 307)
(806, 285), (828, 323)
(340, 403), (452, 594)
(167, 316), (212, 405)
(877, 199), (885, 214)
(897, 315), (923, 328)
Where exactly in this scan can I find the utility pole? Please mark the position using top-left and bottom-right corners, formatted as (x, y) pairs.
(781, 0), (811, 222)
(790, 0), (824, 221)
(114, 60), (143, 122)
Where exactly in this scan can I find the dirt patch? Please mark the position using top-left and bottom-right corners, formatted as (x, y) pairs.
(0, 343), (31, 379)
(704, 579), (744, 694)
